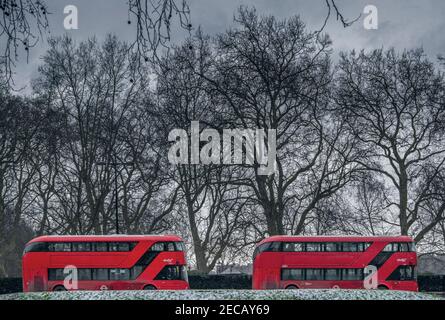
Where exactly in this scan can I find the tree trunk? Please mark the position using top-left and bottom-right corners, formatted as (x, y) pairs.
(186, 195), (210, 273)
(399, 167), (409, 235)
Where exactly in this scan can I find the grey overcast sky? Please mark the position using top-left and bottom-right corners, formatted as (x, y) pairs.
(10, 0), (445, 90)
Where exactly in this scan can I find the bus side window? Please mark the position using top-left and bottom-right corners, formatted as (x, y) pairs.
(93, 269), (109, 280)
(342, 269), (363, 280)
(110, 269), (130, 280)
(383, 243), (401, 252)
(268, 242), (281, 252)
(108, 242), (131, 252)
(281, 269), (304, 280)
(23, 242), (48, 254)
(72, 242), (91, 252)
(166, 242), (176, 251)
(108, 243), (119, 252)
(94, 242), (108, 252)
(306, 243), (322, 252)
(325, 269), (342, 281)
(324, 243), (338, 252)
(253, 243), (269, 259)
(53, 243), (71, 252)
(117, 242), (130, 252)
(306, 269), (323, 280)
(388, 266), (415, 281)
(155, 266), (185, 281)
(282, 243), (292, 251)
(78, 269), (92, 280)
(342, 243), (358, 252)
(282, 242), (303, 252)
(175, 242), (185, 251)
(399, 243), (409, 252)
(48, 269), (64, 281)
(150, 242), (166, 251)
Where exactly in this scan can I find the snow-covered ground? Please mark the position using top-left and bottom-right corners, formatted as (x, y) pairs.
(0, 289), (442, 300)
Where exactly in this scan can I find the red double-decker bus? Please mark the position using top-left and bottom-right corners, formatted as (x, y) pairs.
(22, 235), (189, 292)
(252, 236), (418, 291)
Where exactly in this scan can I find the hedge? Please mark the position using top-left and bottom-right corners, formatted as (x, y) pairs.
(0, 278), (22, 294)
(0, 275), (251, 294)
(417, 275), (445, 292)
(188, 274), (252, 289)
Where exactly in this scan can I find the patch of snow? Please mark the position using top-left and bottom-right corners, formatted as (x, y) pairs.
(0, 289), (441, 300)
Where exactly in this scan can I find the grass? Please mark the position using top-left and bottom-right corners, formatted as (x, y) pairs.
(0, 289), (442, 300)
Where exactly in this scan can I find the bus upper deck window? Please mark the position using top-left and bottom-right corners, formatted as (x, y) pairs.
(342, 243), (358, 252)
(283, 242), (304, 252)
(306, 243), (322, 252)
(324, 243), (338, 252)
(253, 242), (275, 259)
(399, 243), (409, 252)
(108, 243), (119, 252)
(150, 242), (166, 251)
(50, 243), (71, 252)
(282, 243), (292, 252)
(94, 242), (108, 252)
(72, 242), (91, 252)
(23, 242), (47, 254)
(118, 243), (130, 251)
(383, 243), (396, 252)
(108, 242), (131, 252)
(268, 242), (281, 252)
(175, 242), (185, 251)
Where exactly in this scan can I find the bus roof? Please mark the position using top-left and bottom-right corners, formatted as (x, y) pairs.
(27, 234), (183, 244)
(258, 235), (413, 246)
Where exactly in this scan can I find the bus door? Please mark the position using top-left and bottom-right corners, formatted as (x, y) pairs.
(31, 268), (46, 292)
(261, 267), (280, 289)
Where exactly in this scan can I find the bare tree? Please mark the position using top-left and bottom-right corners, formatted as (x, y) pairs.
(0, 90), (40, 276)
(127, 0), (192, 61)
(319, 0), (361, 31)
(336, 48), (445, 243)
(25, 96), (66, 235)
(325, 175), (396, 236)
(117, 97), (180, 234)
(1, 0), (191, 87)
(1, 1), (359, 89)
(33, 35), (160, 234)
(197, 8), (359, 236)
(0, 0), (49, 87)
(155, 37), (249, 272)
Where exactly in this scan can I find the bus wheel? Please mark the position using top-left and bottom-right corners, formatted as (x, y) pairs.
(377, 285), (388, 290)
(53, 285), (67, 292)
(143, 285), (157, 290)
(285, 285), (298, 290)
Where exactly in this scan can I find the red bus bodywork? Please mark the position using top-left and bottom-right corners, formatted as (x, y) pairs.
(22, 235), (189, 292)
(252, 236), (418, 291)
